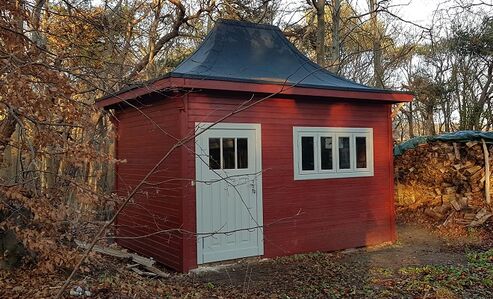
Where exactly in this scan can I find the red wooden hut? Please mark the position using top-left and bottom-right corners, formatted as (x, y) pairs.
(97, 19), (413, 272)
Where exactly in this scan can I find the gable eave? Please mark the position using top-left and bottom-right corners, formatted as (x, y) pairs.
(96, 76), (413, 109)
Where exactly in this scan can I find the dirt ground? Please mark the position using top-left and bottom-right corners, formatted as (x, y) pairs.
(1, 222), (492, 298)
(340, 223), (469, 269)
(182, 223), (489, 298)
(192, 224), (465, 282)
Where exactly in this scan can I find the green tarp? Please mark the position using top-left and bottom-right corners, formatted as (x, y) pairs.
(394, 131), (493, 156)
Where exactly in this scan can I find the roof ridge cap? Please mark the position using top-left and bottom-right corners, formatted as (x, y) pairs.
(216, 18), (280, 31)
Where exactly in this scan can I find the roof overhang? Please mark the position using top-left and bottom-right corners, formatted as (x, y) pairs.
(96, 77), (414, 109)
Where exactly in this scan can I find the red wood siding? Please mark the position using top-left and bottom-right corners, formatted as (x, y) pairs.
(182, 93), (395, 271)
(114, 95), (186, 271)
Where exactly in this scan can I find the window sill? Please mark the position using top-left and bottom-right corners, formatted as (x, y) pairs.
(294, 171), (374, 180)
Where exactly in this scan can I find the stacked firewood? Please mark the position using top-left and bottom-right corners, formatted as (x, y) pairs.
(395, 140), (493, 227)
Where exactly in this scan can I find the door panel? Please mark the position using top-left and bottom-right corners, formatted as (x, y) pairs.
(195, 123), (263, 264)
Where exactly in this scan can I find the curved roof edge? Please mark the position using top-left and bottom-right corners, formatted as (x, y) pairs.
(97, 19), (413, 108)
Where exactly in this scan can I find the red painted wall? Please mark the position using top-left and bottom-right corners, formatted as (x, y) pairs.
(113, 95), (187, 271)
(113, 91), (396, 273)
(181, 92), (395, 271)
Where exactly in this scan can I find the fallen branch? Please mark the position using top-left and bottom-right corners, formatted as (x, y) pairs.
(75, 240), (169, 278)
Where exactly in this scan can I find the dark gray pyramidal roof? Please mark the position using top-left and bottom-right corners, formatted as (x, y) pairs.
(170, 19), (382, 92)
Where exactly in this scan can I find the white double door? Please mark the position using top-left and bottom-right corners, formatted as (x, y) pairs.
(195, 123), (263, 264)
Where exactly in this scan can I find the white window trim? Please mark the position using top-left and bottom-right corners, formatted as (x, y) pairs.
(293, 127), (374, 180)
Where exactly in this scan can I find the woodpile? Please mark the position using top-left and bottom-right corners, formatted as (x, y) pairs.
(395, 140), (493, 227)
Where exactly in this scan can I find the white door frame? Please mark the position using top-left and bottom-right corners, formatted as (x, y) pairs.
(195, 122), (264, 264)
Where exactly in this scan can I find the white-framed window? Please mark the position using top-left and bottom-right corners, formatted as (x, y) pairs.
(293, 127), (374, 180)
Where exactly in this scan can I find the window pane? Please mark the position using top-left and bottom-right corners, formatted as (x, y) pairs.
(237, 138), (248, 169)
(320, 137), (333, 170)
(301, 136), (315, 171)
(356, 137), (367, 168)
(209, 138), (221, 169)
(338, 137), (351, 169)
(223, 138), (235, 169)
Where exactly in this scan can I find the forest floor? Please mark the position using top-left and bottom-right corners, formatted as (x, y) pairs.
(187, 222), (493, 299)
(2, 219), (492, 298)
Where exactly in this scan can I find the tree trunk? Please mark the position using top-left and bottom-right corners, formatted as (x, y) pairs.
(330, 0), (341, 73)
(407, 102), (414, 138)
(0, 113), (17, 165)
(425, 104), (436, 135)
(146, 0), (163, 78)
(444, 100), (451, 132)
(313, 0), (326, 67)
(472, 63), (493, 130)
(369, 0), (384, 88)
(31, 0), (47, 46)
